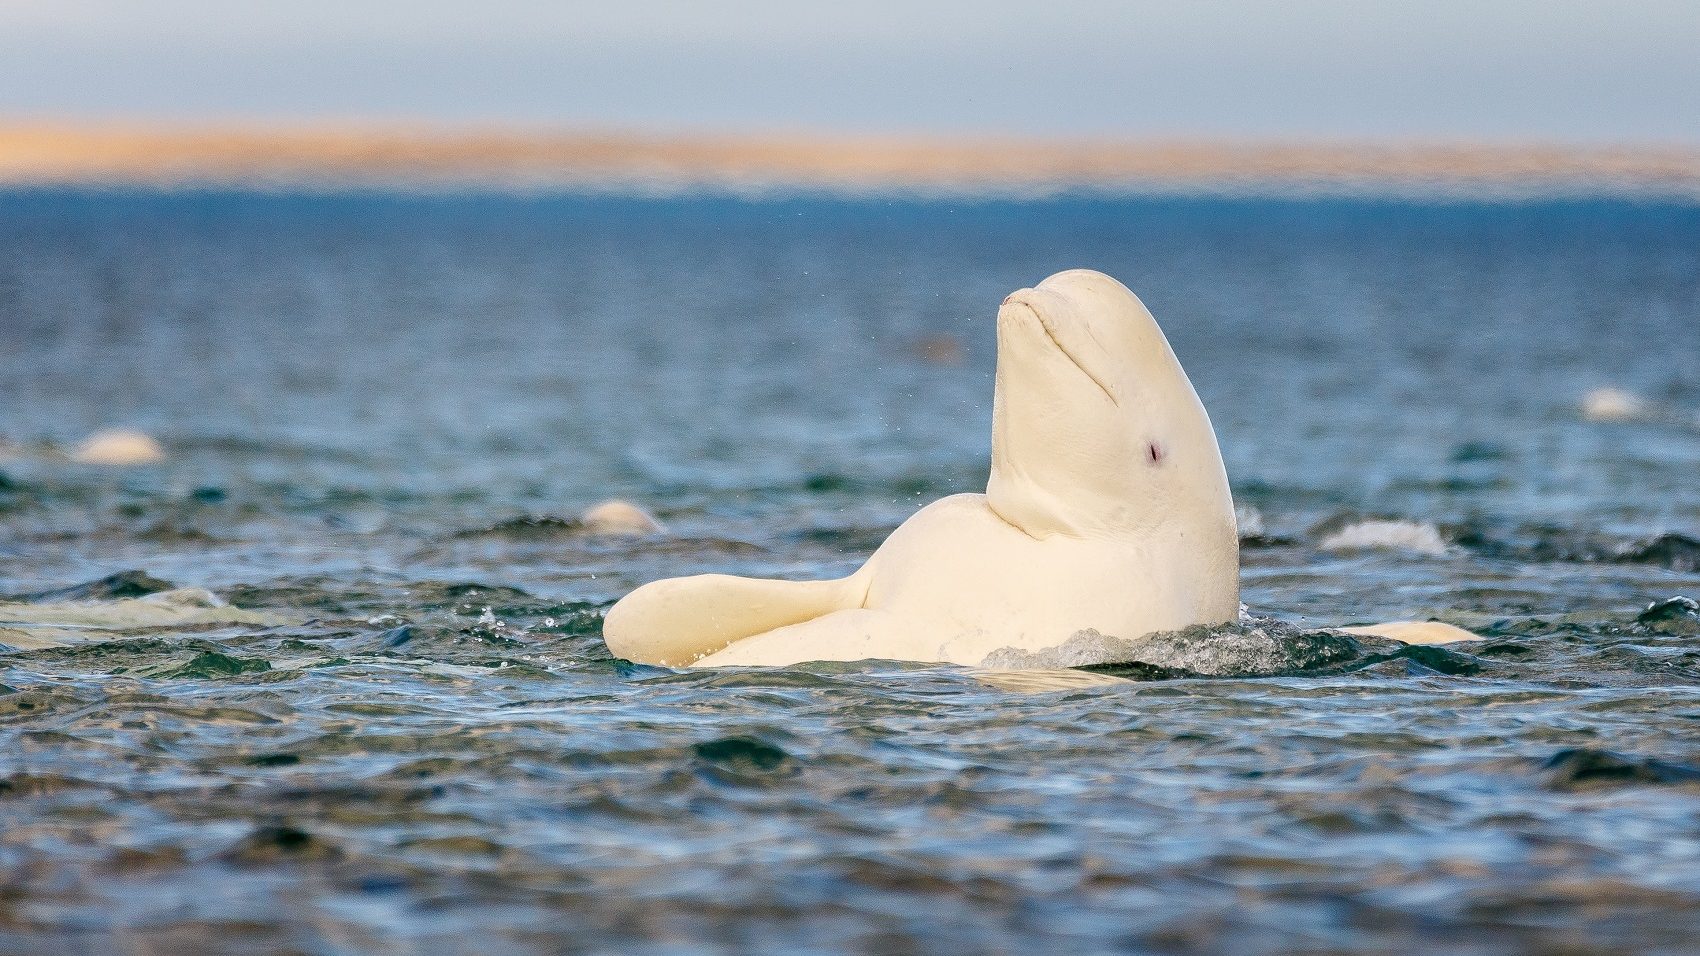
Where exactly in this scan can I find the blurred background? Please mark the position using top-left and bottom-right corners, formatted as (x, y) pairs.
(3, 0), (1699, 140)
(3, 4), (1700, 954)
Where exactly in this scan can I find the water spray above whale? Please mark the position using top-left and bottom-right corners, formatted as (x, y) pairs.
(603, 269), (1472, 668)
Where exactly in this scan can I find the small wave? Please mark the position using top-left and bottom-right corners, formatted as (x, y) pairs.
(454, 500), (665, 541)
(1542, 748), (1700, 791)
(792, 525), (895, 553)
(980, 618), (1480, 678)
(1235, 504), (1264, 537)
(1317, 518), (1448, 556)
(454, 514), (584, 540)
(797, 471), (967, 498)
(1237, 500), (1264, 537)
(10, 569), (175, 602)
(1621, 534), (1700, 573)
(1235, 505), (1298, 548)
(1637, 596), (1700, 634)
(1456, 528), (1700, 572)
(0, 585), (292, 650)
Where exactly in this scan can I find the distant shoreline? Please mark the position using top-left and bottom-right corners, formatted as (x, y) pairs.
(3, 124), (1699, 197)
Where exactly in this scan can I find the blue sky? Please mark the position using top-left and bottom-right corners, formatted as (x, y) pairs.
(2, 1), (1697, 141)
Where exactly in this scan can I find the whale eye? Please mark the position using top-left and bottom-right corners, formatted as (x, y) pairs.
(1146, 442), (1164, 465)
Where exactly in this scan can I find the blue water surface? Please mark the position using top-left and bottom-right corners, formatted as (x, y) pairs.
(1, 189), (1698, 954)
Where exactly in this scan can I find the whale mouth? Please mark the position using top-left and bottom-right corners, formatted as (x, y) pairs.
(1005, 297), (1118, 405)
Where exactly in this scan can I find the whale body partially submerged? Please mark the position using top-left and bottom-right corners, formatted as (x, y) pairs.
(603, 269), (1471, 668)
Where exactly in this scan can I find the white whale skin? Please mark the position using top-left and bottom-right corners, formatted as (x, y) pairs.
(603, 269), (1241, 668)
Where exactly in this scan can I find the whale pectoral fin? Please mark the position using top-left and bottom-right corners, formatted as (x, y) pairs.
(602, 573), (863, 666)
(1340, 621), (1478, 645)
(691, 608), (921, 668)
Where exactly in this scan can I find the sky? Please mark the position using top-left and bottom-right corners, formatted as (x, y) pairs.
(2, 0), (1698, 142)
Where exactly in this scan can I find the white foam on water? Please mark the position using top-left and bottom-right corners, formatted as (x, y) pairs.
(1235, 504), (1265, 538)
(980, 629), (1147, 670)
(980, 620), (1369, 674)
(1318, 519), (1447, 556)
(0, 589), (293, 650)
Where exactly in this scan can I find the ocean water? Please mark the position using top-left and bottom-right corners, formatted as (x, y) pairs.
(2, 189), (1699, 954)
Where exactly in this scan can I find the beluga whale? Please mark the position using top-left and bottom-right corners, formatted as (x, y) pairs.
(603, 269), (1471, 668)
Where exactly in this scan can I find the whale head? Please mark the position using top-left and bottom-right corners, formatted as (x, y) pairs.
(988, 269), (1236, 553)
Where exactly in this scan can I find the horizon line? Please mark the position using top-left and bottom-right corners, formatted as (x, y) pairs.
(4, 122), (1699, 198)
